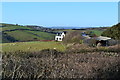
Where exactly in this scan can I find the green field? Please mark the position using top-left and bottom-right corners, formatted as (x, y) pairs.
(26, 30), (55, 40)
(1, 41), (66, 52)
(1, 25), (32, 31)
(5, 30), (55, 41)
(1, 23), (56, 43)
(91, 30), (103, 36)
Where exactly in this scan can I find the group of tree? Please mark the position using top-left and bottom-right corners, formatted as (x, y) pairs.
(102, 23), (120, 40)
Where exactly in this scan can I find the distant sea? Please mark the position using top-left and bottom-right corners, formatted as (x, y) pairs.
(47, 26), (96, 29)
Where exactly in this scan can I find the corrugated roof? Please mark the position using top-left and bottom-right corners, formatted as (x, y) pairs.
(95, 36), (111, 40)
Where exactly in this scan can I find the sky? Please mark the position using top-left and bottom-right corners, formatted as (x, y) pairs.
(2, 2), (118, 27)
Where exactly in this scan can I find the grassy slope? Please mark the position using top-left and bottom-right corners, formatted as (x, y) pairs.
(1, 25), (32, 31)
(91, 30), (103, 36)
(1, 41), (66, 52)
(5, 30), (55, 41)
(5, 30), (44, 41)
(1, 24), (55, 42)
(26, 30), (55, 40)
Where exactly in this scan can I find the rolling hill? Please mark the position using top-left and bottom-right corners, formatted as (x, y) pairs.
(102, 23), (120, 40)
(1, 23), (56, 43)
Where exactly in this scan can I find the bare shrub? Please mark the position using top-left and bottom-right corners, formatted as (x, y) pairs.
(2, 50), (120, 79)
(63, 31), (83, 44)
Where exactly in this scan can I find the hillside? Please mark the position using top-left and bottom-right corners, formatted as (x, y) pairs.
(1, 23), (56, 43)
(102, 23), (120, 40)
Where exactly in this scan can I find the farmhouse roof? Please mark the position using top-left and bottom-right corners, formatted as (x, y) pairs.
(56, 32), (65, 36)
(95, 36), (111, 41)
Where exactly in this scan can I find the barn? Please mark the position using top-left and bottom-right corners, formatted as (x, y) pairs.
(94, 36), (111, 46)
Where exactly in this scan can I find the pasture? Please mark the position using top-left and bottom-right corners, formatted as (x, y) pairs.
(1, 23), (56, 43)
(91, 30), (103, 36)
(1, 25), (32, 31)
(1, 41), (66, 53)
(5, 30), (55, 41)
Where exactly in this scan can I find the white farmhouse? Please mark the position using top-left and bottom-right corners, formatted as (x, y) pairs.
(55, 32), (66, 41)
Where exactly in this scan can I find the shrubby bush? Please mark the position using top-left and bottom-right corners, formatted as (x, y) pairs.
(108, 39), (118, 46)
(83, 38), (97, 47)
(102, 23), (120, 40)
(63, 31), (83, 44)
(2, 49), (120, 79)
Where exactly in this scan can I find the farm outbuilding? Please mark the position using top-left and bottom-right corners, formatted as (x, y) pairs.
(84, 35), (117, 47)
(94, 36), (111, 46)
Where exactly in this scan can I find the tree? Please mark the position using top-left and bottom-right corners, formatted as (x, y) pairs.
(102, 23), (120, 40)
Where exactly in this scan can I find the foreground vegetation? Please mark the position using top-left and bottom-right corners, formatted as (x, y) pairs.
(1, 40), (120, 79)
(2, 49), (120, 79)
